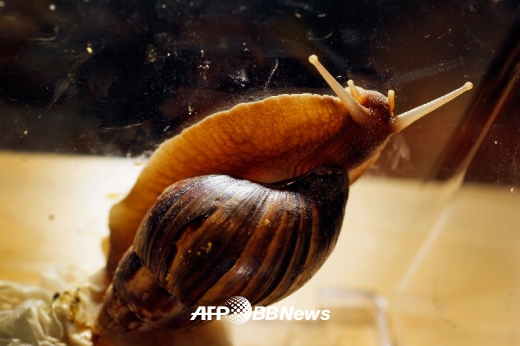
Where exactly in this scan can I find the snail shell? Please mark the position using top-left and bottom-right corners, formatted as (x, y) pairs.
(107, 55), (473, 274)
(96, 166), (348, 334)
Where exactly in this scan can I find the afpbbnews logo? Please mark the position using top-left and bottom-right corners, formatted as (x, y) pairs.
(191, 296), (330, 325)
(249, 306), (330, 321)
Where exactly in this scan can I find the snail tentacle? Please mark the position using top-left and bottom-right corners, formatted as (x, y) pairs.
(308, 55), (371, 126)
(394, 82), (473, 131)
(387, 89), (395, 116)
(346, 80), (363, 103)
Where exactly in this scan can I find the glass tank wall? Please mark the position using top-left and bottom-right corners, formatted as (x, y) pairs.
(0, 1), (519, 345)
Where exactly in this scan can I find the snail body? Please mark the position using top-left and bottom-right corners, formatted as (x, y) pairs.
(99, 55), (473, 334)
(97, 167), (348, 333)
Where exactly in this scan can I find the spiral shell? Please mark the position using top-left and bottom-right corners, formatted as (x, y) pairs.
(96, 166), (349, 334)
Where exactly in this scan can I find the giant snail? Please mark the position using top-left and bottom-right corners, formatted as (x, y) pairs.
(95, 55), (473, 334)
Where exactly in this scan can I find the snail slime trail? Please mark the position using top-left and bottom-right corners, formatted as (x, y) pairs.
(98, 55), (473, 334)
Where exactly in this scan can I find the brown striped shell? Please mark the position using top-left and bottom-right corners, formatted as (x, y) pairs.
(97, 167), (349, 334)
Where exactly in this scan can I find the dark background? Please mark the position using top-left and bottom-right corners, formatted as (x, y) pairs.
(0, 0), (519, 184)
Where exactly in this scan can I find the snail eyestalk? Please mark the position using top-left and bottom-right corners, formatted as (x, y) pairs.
(394, 82), (473, 131)
(309, 55), (370, 126)
(388, 89), (395, 116)
(347, 80), (362, 103)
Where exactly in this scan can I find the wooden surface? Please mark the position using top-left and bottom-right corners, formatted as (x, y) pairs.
(0, 150), (518, 345)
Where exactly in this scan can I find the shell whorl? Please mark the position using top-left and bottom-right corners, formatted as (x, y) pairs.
(97, 166), (349, 334)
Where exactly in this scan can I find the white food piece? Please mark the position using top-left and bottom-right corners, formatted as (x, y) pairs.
(0, 267), (106, 346)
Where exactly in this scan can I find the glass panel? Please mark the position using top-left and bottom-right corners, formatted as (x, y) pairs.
(1, 1), (519, 345)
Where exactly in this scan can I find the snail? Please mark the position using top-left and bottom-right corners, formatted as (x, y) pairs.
(98, 55), (473, 334)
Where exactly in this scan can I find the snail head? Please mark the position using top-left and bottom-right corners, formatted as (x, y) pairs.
(308, 55), (473, 132)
